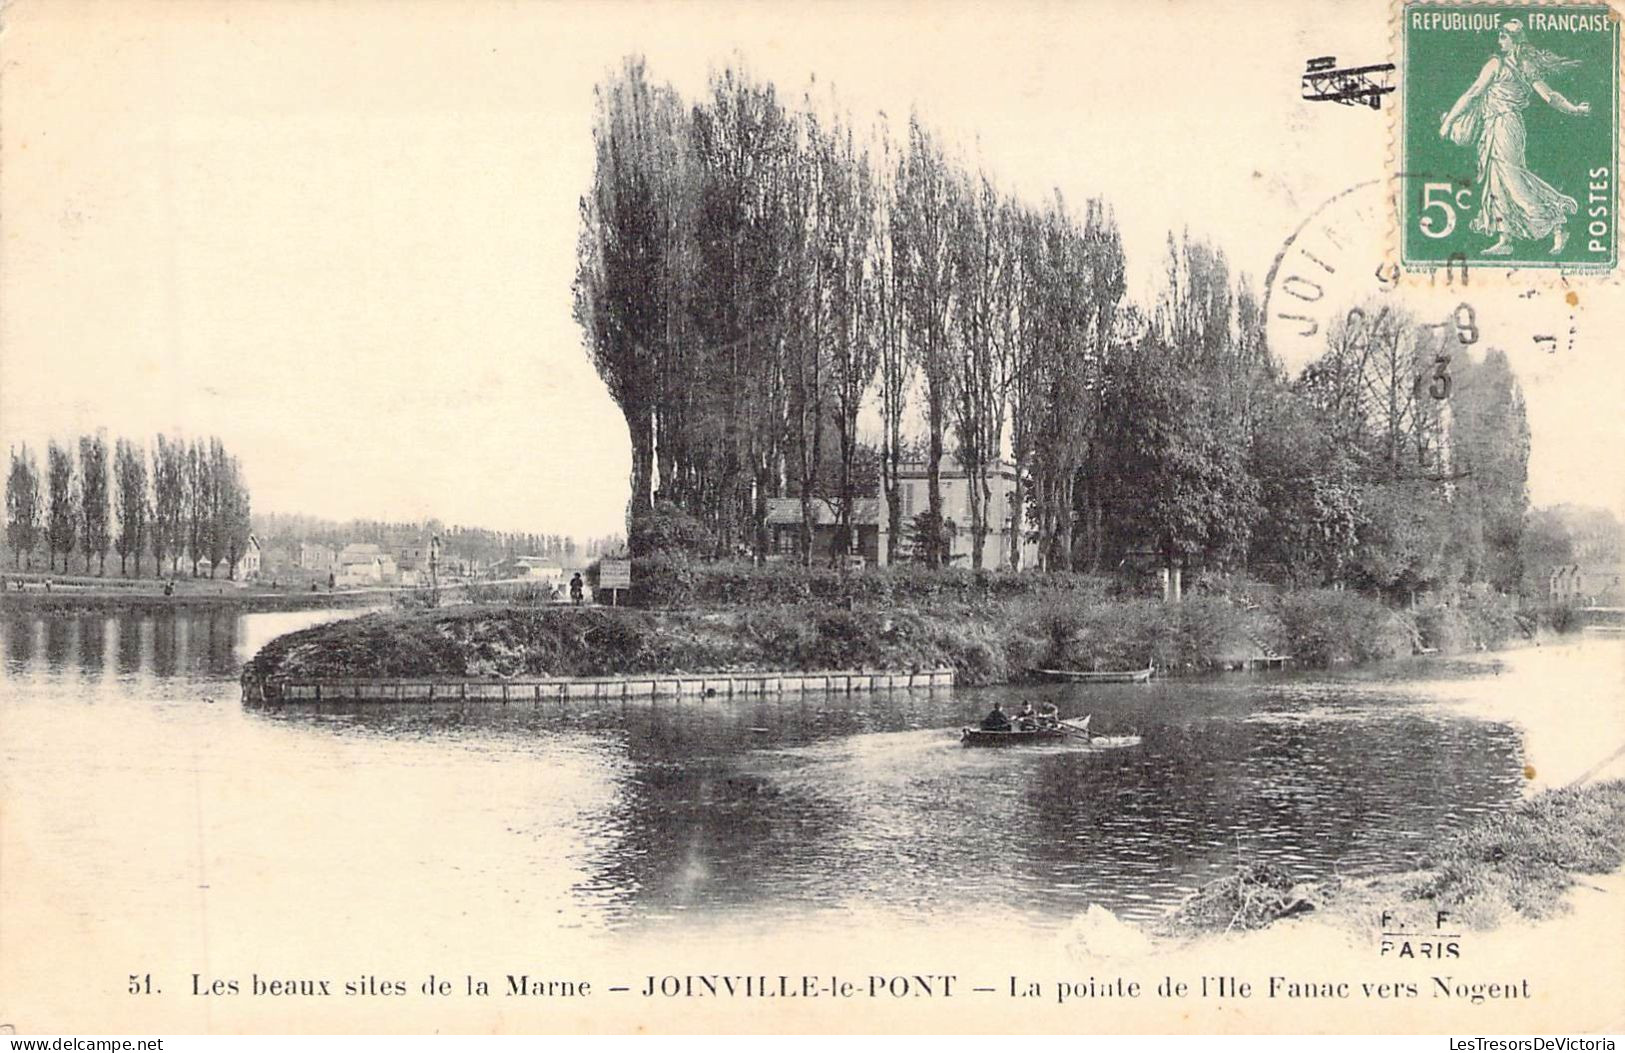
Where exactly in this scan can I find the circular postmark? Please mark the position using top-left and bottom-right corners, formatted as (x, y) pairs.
(1264, 177), (1579, 376)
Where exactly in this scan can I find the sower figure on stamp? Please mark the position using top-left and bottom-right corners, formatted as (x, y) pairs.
(1439, 19), (1590, 256)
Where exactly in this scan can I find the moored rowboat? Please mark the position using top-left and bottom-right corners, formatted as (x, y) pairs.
(1033, 666), (1153, 684)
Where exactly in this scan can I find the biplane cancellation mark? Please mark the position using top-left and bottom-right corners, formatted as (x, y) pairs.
(1303, 57), (1398, 109)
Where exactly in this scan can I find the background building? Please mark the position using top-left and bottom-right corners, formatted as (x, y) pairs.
(765, 497), (883, 565)
(880, 458), (1038, 569)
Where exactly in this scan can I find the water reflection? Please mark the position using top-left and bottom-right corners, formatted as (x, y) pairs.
(0, 606), (366, 691)
(115, 615), (144, 677)
(243, 678), (1523, 927)
(0, 606), (1537, 933)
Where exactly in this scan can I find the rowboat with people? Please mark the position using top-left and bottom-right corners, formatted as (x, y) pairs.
(959, 709), (1142, 749)
(960, 725), (1076, 747)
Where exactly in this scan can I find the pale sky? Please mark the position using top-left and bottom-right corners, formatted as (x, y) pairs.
(2, 0), (1620, 538)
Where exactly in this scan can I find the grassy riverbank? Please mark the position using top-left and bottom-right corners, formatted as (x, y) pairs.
(242, 566), (1553, 684)
(0, 576), (388, 615)
(1161, 778), (1625, 936)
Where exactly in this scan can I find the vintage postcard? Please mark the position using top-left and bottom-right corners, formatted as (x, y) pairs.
(2, 0), (1624, 1037)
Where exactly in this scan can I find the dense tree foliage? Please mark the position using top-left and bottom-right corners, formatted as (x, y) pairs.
(575, 56), (1536, 601)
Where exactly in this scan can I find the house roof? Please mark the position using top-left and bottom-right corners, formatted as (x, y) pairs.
(766, 497), (882, 526)
(339, 551), (395, 566)
(893, 457), (1020, 480)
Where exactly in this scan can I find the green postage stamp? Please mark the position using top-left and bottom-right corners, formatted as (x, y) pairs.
(1402, 4), (1620, 270)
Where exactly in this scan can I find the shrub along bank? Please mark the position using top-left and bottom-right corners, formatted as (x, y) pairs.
(605, 558), (1119, 610)
(244, 569), (1543, 686)
(1162, 779), (1625, 935)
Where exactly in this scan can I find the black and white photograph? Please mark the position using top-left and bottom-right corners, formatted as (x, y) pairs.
(1, 0), (1622, 1036)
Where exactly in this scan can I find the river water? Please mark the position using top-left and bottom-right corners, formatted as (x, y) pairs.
(0, 606), (1589, 955)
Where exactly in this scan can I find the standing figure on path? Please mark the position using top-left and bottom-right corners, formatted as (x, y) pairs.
(569, 572), (584, 606)
(1439, 20), (1590, 255)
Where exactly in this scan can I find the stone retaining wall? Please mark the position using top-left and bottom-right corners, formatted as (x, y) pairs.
(249, 668), (955, 704)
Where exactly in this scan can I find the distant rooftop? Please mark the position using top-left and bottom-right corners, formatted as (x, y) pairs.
(894, 457), (1019, 478)
(766, 497), (882, 526)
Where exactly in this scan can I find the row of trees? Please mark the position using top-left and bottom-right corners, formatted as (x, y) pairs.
(572, 58), (1260, 572)
(6, 433), (252, 578)
(575, 57), (1532, 598)
(252, 512), (622, 569)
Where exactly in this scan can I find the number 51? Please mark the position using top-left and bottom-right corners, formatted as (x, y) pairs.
(1420, 182), (1475, 239)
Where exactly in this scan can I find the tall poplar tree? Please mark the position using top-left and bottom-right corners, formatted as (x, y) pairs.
(206, 438), (230, 576)
(947, 169), (1013, 569)
(786, 109), (827, 565)
(151, 435), (187, 576)
(46, 441), (76, 574)
(823, 115), (877, 563)
(870, 124), (912, 564)
(114, 438), (150, 577)
(185, 438), (211, 576)
(574, 57), (682, 535)
(78, 432), (111, 574)
(895, 115), (959, 565)
(6, 445), (42, 570)
(222, 455), (253, 579)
